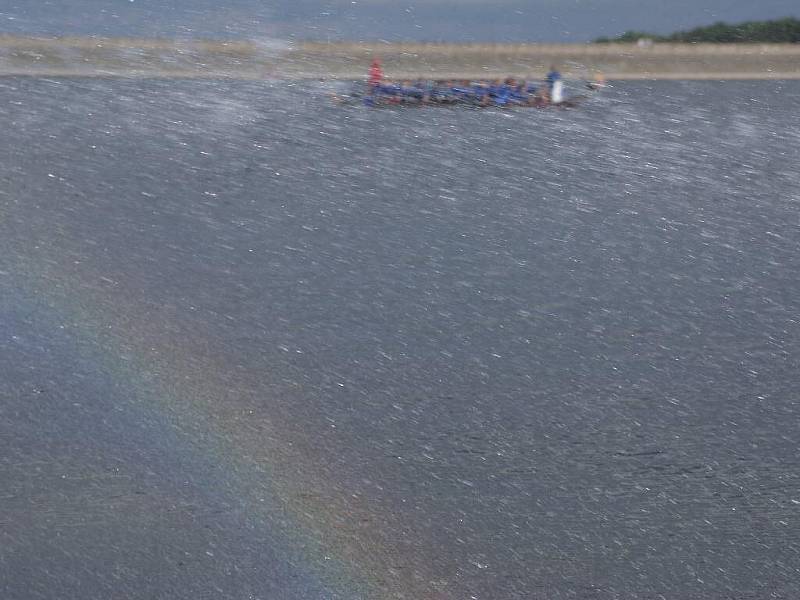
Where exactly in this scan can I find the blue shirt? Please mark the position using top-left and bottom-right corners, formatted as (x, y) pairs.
(546, 70), (562, 90)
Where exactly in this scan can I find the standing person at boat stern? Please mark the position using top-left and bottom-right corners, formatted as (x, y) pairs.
(546, 65), (564, 104)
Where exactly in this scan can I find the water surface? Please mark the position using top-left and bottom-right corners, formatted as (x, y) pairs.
(1, 79), (799, 599)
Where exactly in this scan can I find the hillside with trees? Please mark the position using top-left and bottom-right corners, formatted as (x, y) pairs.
(595, 17), (800, 43)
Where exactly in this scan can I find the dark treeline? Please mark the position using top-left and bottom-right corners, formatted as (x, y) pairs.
(595, 17), (800, 43)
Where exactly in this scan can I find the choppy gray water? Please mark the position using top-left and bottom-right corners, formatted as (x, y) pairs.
(1, 79), (799, 599)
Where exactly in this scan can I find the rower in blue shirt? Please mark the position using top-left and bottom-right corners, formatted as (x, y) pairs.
(509, 81), (528, 105)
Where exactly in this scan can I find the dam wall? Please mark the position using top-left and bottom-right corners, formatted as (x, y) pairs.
(0, 36), (798, 80)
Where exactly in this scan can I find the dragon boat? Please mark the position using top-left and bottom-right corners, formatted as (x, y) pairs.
(331, 59), (604, 109)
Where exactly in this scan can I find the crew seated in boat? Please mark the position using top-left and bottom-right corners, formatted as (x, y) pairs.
(366, 76), (562, 107)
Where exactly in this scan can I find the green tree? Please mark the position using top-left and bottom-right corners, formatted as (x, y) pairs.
(594, 17), (800, 43)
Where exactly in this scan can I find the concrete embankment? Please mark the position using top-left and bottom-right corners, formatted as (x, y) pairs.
(0, 36), (799, 79)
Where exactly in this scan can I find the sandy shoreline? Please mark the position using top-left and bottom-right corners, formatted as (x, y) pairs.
(0, 37), (799, 80)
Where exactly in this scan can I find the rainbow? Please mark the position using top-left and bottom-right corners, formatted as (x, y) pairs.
(2, 242), (453, 599)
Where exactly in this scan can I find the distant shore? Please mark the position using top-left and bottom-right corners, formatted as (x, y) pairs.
(0, 36), (799, 80)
